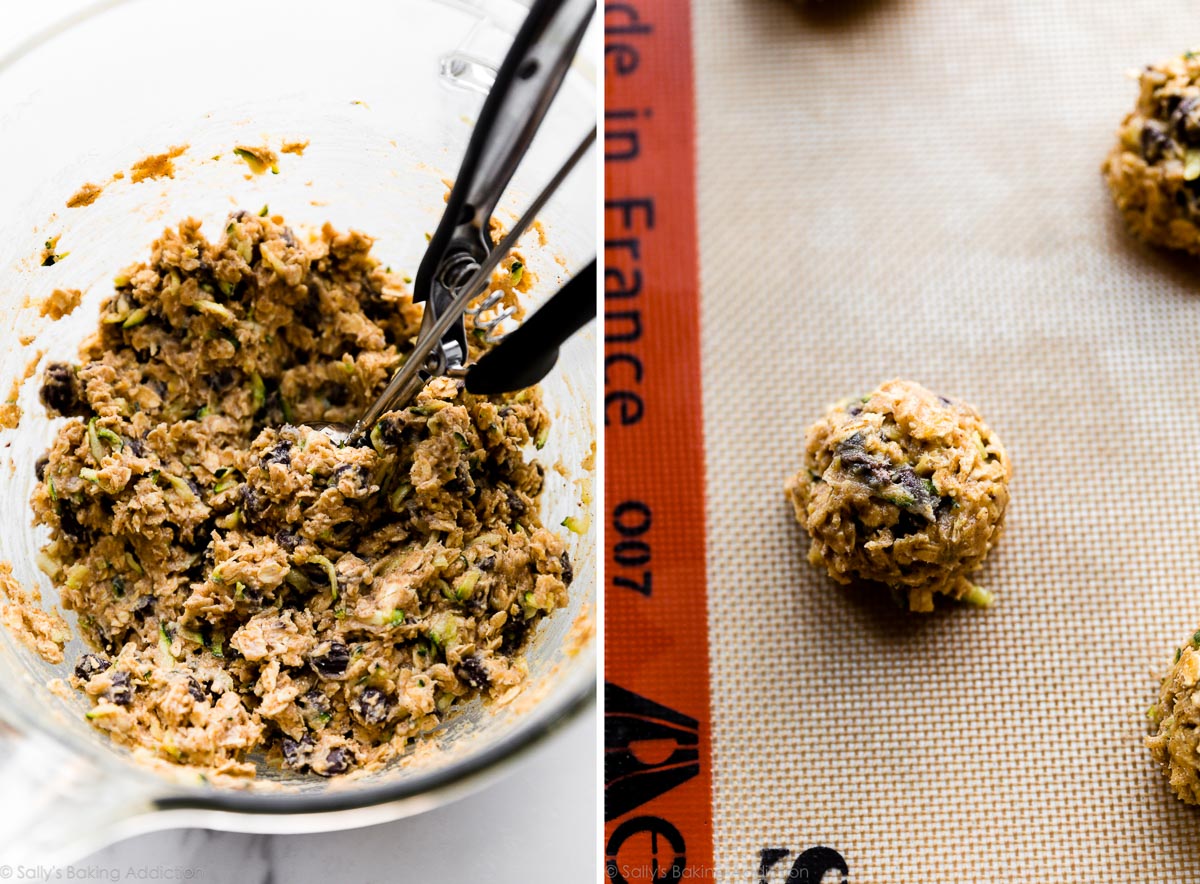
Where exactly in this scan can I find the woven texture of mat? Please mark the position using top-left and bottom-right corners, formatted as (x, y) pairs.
(692, 1), (1200, 877)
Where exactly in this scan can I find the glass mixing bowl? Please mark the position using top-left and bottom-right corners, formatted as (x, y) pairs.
(0, 0), (596, 863)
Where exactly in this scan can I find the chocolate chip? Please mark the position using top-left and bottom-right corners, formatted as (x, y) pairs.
(275, 529), (300, 552)
(835, 434), (892, 488)
(282, 734), (315, 770)
(261, 440), (292, 467)
(298, 688), (331, 727)
(332, 463), (370, 497)
(125, 436), (146, 457)
(377, 415), (407, 447)
(500, 617), (529, 655)
(504, 487), (526, 517)
(186, 676), (206, 703)
(40, 363), (83, 416)
(1142, 119), (1172, 163)
(1172, 96), (1200, 146)
(891, 467), (938, 521)
(319, 746), (351, 776)
(456, 655), (491, 690)
(241, 486), (266, 521)
(349, 686), (392, 725)
(57, 504), (88, 544)
(479, 555), (496, 572)
(74, 653), (110, 681)
(106, 671), (134, 706)
(35, 454), (48, 482)
(310, 641), (350, 679)
(560, 551), (573, 587)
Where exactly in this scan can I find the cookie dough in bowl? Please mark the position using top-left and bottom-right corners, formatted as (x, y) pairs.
(27, 211), (572, 780)
(785, 379), (1011, 613)
(1104, 50), (1200, 254)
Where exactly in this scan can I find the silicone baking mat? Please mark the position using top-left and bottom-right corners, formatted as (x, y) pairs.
(607, 0), (1200, 880)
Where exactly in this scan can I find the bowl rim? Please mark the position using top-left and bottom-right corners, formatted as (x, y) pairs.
(0, 0), (598, 819)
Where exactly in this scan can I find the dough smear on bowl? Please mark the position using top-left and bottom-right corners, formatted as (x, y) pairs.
(29, 211), (571, 779)
(785, 379), (1011, 613)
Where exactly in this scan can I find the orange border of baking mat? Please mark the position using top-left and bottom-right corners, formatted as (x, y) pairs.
(602, 1), (715, 881)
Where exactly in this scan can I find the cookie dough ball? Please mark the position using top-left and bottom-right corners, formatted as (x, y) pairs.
(784, 379), (1011, 612)
(1104, 52), (1200, 253)
(1148, 637), (1200, 804)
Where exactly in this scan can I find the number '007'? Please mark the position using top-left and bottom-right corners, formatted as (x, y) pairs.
(611, 500), (652, 596)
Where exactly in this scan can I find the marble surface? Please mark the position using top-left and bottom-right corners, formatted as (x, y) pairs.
(1, 2), (597, 880)
(69, 706), (596, 882)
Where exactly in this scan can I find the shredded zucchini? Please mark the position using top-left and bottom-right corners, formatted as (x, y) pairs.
(122, 307), (149, 328)
(1187, 148), (1200, 181)
(195, 299), (236, 323)
(306, 554), (340, 600)
(561, 514), (588, 534)
(251, 372), (266, 411)
(960, 581), (994, 608)
(159, 471), (196, 502)
(455, 569), (480, 601)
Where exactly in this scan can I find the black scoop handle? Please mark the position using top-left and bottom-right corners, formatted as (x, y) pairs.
(465, 259), (596, 394)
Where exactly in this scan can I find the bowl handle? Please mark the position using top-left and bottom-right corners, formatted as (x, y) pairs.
(0, 718), (156, 865)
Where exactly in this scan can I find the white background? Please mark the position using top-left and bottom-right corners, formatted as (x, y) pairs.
(0, 2), (597, 881)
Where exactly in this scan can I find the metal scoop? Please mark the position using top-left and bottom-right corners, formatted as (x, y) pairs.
(310, 0), (597, 446)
